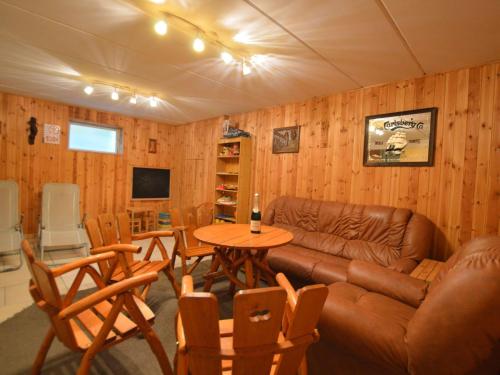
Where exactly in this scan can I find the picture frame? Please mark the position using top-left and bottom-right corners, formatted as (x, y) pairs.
(272, 125), (300, 154)
(148, 138), (157, 154)
(363, 107), (437, 167)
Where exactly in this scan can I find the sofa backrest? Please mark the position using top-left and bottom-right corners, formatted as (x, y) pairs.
(263, 196), (431, 267)
(406, 235), (500, 374)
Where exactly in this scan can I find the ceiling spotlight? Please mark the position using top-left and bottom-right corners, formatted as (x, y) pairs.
(150, 0), (165, 3)
(193, 36), (205, 53)
(220, 51), (234, 64)
(83, 85), (94, 95)
(154, 20), (168, 36)
(149, 96), (158, 107)
(129, 94), (137, 104)
(250, 54), (266, 64)
(233, 32), (250, 44)
(242, 60), (252, 76)
(111, 88), (119, 101)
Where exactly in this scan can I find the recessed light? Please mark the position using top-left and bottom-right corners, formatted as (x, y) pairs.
(149, 96), (158, 107)
(150, 0), (166, 4)
(111, 89), (119, 101)
(154, 20), (168, 36)
(83, 85), (94, 95)
(129, 94), (137, 104)
(233, 32), (250, 44)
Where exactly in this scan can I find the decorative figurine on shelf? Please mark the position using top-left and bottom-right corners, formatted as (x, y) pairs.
(221, 117), (250, 139)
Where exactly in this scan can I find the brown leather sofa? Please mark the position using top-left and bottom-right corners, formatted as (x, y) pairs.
(308, 235), (500, 375)
(263, 196), (434, 283)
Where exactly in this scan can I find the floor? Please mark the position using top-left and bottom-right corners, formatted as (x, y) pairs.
(0, 236), (176, 323)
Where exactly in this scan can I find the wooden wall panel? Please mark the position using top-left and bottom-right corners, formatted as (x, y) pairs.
(0, 93), (180, 235)
(175, 63), (499, 259)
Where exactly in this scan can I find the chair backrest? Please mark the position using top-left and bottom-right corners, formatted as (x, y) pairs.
(179, 281), (328, 375)
(97, 213), (119, 246)
(21, 240), (79, 350)
(406, 235), (500, 375)
(0, 180), (19, 231)
(116, 212), (133, 244)
(85, 217), (115, 276)
(195, 202), (213, 227)
(41, 183), (81, 230)
(171, 206), (208, 248)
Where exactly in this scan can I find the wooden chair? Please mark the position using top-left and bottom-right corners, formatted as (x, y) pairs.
(176, 273), (328, 375)
(21, 240), (173, 375)
(85, 214), (180, 299)
(170, 206), (215, 276)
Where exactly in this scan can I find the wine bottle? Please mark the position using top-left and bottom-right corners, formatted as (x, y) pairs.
(250, 193), (261, 234)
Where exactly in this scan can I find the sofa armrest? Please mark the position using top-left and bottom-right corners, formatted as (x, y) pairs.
(347, 260), (428, 308)
(388, 258), (418, 274)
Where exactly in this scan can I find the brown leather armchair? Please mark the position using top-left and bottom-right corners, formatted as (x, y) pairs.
(309, 235), (500, 375)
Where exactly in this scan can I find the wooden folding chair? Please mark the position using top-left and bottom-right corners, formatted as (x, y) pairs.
(21, 240), (173, 375)
(176, 273), (328, 375)
(85, 214), (180, 299)
(170, 206), (215, 276)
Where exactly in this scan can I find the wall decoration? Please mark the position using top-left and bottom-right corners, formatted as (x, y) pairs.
(148, 138), (157, 154)
(43, 124), (61, 144)
(272, 125), (300, 154)
(363, 108), (437, 166)
(27, 116), (38, 145)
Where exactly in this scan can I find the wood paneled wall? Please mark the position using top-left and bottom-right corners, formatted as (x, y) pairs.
(175, 63), (499, 259)
(0, 93), (180, 235)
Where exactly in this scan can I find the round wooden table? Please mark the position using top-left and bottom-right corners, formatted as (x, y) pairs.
(194, 224), (293, 292)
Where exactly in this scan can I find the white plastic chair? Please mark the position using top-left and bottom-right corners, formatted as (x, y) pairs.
(0, 180), (23, 272)
(39, 183), (88, 261)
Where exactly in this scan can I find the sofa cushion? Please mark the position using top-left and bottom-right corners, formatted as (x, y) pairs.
(311, 257), (350, 283)
(267, 245), (325, 282)
(319, 282), (415, 372)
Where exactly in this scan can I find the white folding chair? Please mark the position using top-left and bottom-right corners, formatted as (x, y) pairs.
(39, 183), (89, 261)
(0, 180), (23, 272)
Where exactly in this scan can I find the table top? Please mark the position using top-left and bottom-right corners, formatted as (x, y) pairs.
(194, 224), (293, 250)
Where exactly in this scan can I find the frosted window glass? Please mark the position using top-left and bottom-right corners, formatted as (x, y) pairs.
(69, 123), (119, 154)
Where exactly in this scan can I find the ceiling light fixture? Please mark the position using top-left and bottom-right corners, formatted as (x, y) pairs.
(149, 96), (158, 107)
(129, 93), (137, 104)
(154, 20), (168, 36)
(193, 35), (205, 53)
(150, 0), (166, 4)
(220, 51), (234, 64)
(242, 60), (252, 76)
(111, 88), (119, 101)
(83, 85), (94, 95)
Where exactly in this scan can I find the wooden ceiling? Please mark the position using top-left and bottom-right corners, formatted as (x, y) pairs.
(0, 0), (498, 124)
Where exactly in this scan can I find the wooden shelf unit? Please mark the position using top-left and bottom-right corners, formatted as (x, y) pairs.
(214, 137), (251, 224)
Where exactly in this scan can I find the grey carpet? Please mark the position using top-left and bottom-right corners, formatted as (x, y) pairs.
(0, 263), (237, 374)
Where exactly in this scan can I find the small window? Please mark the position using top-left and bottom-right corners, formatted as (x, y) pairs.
(69, 122), (122, 154)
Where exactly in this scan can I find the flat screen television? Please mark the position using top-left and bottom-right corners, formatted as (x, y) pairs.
(132, 167), (170, 200)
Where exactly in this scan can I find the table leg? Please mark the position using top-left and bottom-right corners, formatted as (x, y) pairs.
(244, 254), (255, 288)
(252, 249), (276, 286)
(229, 249), (242, 295)
(203, 252), (221, 292)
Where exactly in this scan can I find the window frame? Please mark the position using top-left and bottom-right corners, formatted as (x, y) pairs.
(68, 120), (123, 155)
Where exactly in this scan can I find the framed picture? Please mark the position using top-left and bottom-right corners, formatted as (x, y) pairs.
(272, 125), (300, 154)
(148, 138), (157, 154)
(363, 107), (437, 167)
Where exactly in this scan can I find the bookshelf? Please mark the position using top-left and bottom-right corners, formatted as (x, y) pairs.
(214, 137), (252, 224)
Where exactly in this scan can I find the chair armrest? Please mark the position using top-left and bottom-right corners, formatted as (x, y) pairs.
(132, 230), (175, 240)
(90, 244), (142, 255)
(347, 260), (428, 308)
(58, 272), (158, 320)
(51, 252), (116, 277)
(387, 258), (418, 273)
(181, 275), (193, 295)
(171, 225), (188, 232)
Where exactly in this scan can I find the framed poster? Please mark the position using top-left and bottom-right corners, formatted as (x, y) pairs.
(43, 123), (61, 144)
(272, 125), (300, 154)
(148, 138), (157, 154)
(363, 107), (437, 166)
